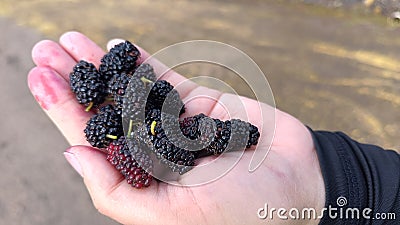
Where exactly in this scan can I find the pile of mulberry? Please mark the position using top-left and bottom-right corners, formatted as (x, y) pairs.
(68, 40), (260, 189)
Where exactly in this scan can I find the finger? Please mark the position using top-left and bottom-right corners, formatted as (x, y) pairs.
(208, 93), (267, 126)
(31, 40), (77, 81)
(59, 31), (106, 67)
(180, 86), (223, 117)
(28, 66), (92, 146)
(65, 145), (161, 225)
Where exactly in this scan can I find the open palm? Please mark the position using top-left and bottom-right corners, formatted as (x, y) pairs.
(28, 32), (324, 225)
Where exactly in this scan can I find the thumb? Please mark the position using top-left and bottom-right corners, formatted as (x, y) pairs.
(63, 146), (159, 224)
(64, 146), (123, 192)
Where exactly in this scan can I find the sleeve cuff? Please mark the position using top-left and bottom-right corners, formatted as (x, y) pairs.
(307, 128), (399, 225)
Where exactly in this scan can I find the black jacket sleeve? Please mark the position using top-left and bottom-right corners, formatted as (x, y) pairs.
(308, 129), (400, 224)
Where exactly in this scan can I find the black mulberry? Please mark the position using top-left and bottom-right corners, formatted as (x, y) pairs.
(107, 72), (131, 109)
(146, 111), (196, 174)
(122, 77), (151, 123)
(132, 63), (157, 81)
(99, 41), (141, 81)
(146, 80), (185, 115)
(247, 123), (260, 148)
(69, 60), (107, 111)
(84, 105), (123, 148)
(178, 114), (259, 156)
(224, 119), (249, 152)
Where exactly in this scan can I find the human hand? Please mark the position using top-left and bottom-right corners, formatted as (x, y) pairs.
(28, 31), (325, 224)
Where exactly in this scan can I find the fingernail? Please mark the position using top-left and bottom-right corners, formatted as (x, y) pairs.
(63, 150), (83, 177)
(107, 39), (125, 51)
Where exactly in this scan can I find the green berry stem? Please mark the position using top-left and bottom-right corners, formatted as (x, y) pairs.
(106, 134), (118, 140)
(126, 119), (134, 138)
(140, 76), (154, 84)
(105, 96), (115, 102)
(85, 102), (94, 112)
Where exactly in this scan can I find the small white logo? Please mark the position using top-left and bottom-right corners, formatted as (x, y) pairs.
(336, 196), (347, 207)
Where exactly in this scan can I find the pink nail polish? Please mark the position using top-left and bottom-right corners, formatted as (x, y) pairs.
(63, 151), (83, 177)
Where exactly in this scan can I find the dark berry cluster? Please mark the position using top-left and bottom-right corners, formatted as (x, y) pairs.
(69, 40), (260, 189)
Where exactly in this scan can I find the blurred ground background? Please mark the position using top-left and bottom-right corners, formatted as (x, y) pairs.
(0, 0), (399, 224)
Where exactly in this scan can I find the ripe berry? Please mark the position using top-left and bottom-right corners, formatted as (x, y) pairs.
(69, 60), (107, 111)
(122, 77), (151, 123)
(132, 63), (157, 81)
(107, 137), (153, 188)
(247, 123), (260, 148)
(146, 80), (185, 115)
(145, 111), (196, 174)
(84, 105), (123, 148)
(99, 41), (141, 81)
(107, 72), (131, 109)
